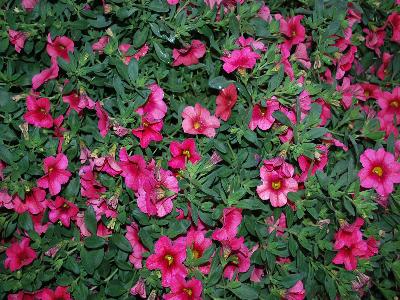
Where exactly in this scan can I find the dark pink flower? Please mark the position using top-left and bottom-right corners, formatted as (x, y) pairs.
(182, 103), (220, 138)
(93, 156), (121, 177)
(119, 43), (149, 65)
(363, 27), (385, 56)
(315, 98), (331, 126)
(258, 4), (272, 22)
(358, 148), (400, 196)
(4, 238), (37, 272)
(21, 188), (47, 215)
(336, 46), (357, 80)
(334, 27), (352, 52)
(221, 47), (260, 73)
(294, 43), (311, 69)
(92, 36), (110, 54)
(8, 30), (27, 53)
(132, 117), (163, 148)
(298, 145), (328, 181)
(248, 100), (280, 131)
(360, 83), (381, 100)
(130, 279), (146, 298)
(95, 102), (109, 137)
(136, 167), (179, 217)
(21, 0), (39, 11)
(222, 237), (251, 280)
(280, 15), (306, 48)
(167, 0), (179, 4)
(37, 153), (71, 196)
(32, 58), (59, 90)
(250, 267), (264, 282)
(236, 36), (266, 52)
(215, 84), (238, 121)
(136, 83), (167, 121)
(388, 12), (400, 43)
(146, 236), (187, 287)
(212, 207), (242, 242)
(31, 213), (50, 235)
(334, 218), (364, 249)
(337, 77), (365, 109)
(377, 87), (400, 124)
(377, 52), (392, 80)
(126, 222), (147, 269)
(346, 4), (361, 27)
(168, 138), (201, 170)
(173, 40), (206, 66)
(285, 280), (306, 300)
(118, 148), (151, 191)
(278, 108), (296, 143)
(62, 91), (95, 114)
(163, 276), (203, 300)
(80, 169), (106, 200)
(36, 286), (71, 300)
(266, 212), (286, 237)
(48, 196), (79, 227)
(23, 96), (54, 128)
(332, 242), (368, 270)
(46, 34), (74, 62)
(7, 291), (35, 300)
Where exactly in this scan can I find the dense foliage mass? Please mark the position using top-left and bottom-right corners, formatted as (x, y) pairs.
(0, 0), (400, 299)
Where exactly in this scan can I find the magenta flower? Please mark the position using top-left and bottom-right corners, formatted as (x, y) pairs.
(173, 40), (206, 66)
(23, 95), (54, 128)
(163, 276), (203, 300)
(333, 218), (364, 249)
(285, 280), (306, 300)
(360, 83), (381, 100)
(182, 103), (220, 138)
(130, 279), (146, 298)
(266, 212), (286, 237)
(136, 83), (167, 121)
(248, 100), (280, 131)
(377, 52), (392, 80)
(212, 207), (242, 242)
(119, 43), (149, 65)
(8, 29), (27, 53)
(145, 236), (187, 287)
(297, 145), (328, 182)
(118, 147), (151, 191)
(4, 238), (37, 272)
(46, 34), (74, 62)
(95, 102), (109, 137)
(388, 12), (400, 43)
(92, 36), (110, 54)
(168, 138), (201, 170)
(37, 153), (71, 196)
(215, 84), (238, 121)
(32, 58), (59, 90)
(377, 87), (400, 124)
(48, 196), (79, 227)
(280, 15), (306, 48)
(294, 43), (311, 69)
(221, 47), (260, 73)
(21, 0), (39, 11)
(20, 188), (47, 215)
(336, 45), (357, 80)
(125, 222), (147, 269)
(36, 286), (72, 300)
(363, 27), (385, 56)
(132, 117), (163, 148)
(358, 148), (400, 196)
(222, 237), (251, 280)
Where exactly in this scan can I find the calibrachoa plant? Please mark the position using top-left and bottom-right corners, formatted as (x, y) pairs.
(0, 0), (400, 299)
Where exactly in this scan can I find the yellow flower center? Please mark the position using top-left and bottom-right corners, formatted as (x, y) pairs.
(62, 203), (69, 209)
(183, 150), (191, 158)
(372, 166), (383, 177)
(193, 121), (201, 130)
(238, 67), (246, 76)
(192, 248), (200, 259)
(292, 30), (296, 37)
(143, 121), (149, 127)
(259, 106), (267, 116)
(48, 167), (54, 172)
(183, 288), (193, 296)
(271, 180), (281, 190)
(164, 254), (174, 266)
(390, 100), (399, 108)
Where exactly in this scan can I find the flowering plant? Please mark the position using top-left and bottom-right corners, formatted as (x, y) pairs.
(0, 0), (400, 299)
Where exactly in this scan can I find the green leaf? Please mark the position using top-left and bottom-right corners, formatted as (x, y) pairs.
(229, 283), (259, 300)
(81, 248), (104, 274)
(305, 127), (328, 140)
(18, 212), (33, 231)
(84, 206), (97, 235)
(273, 111), (293, 127)
(127, 59), (138, 83)
(208, 76), (233, 89)
(110, 234), (132, 252)
(153, 41), (171, 63)
(105, 280), (126, 297)
(84, 236), (105, 249)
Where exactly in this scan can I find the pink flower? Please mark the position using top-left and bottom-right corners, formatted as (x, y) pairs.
(92, 36), (110, 54)
(136, 167), (179, 217)
(334, 27), (352, 52)
(315, 98), (331, 126)
(130, 279), (146, 298)
(8, 30), (27, 53)
(294, 43), (311, 69)
(0, 191), (14, 210)
(173, 40), (206, 66)
(163, 276), (203, 300)
(145, 236), (187, 287)
(221, 47), (260, 73)
(258, 4), (272, 22)
(93, 156), (121, 177)
(23, 95), (54, 128)
(236, 36), (266, 52)
(119, 43), (150, 64)
(332, 242), (368, 271)
(48, 196), (79, 227)
(7, 291), (35, 300)
(168, 139), (201, 170)
(167, 0), (179, 4)
(280, 15), (306, 48)
(182, 103), (220, 138)
(4, 238), (37, 272)
(222, 237), (251, 280)
(337, 77), (365, 109)
(278, 108), (296, 143)
(285, 281), (306, 300)
(31, 213), (50, 235)
(37, 153), (71, 196)
(132, 117), (163, 148)
(62, 91), (95, 114)
(346, 4), (361, 27)
(388, 12), (400, 43)
(36, 286), (71, 300)
(126, 222), (147, 269)
(336, 46), (357, 80)
(250, 267), (264, 282)
(358, 148), (400, 196)
(118, 148), (151, 191)
(334, 218), (364, 249)
(80, 169), (106, 200)
(95, 102), (109, 137)
(215, 84), (238, 121)
(360, 83), (381, 100)
(20, 188), (47, 215)
(266, 212), (286, 237)
(21, 0), (39, 11)
(136, 83), (167, 121)
(32, 58), (59, 90)
(363, 27), (385, 56)
(377, 52), (392, 80)
(212, 207), (242, 242)
(257, 163), (298, 207)
(298, 145), (328, 182)
(377, 87), (400, 124)
(248, 100), (280, 131)
(46, 34), (74, 62)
